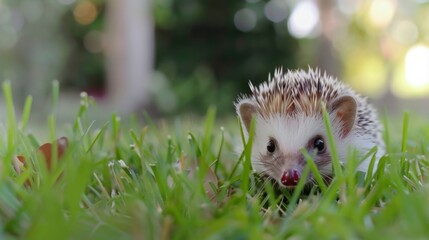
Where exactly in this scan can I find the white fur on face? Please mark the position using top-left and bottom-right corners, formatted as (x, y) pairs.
(250, 112), (379, 178)
(253, 114), (323, 156)
(251, 113), (326, 173)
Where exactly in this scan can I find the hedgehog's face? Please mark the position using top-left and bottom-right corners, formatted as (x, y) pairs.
(236, 96), (357, 188)
(251, 114), (333, 188)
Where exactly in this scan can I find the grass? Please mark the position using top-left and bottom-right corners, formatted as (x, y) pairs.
(1, 81), (429, 240)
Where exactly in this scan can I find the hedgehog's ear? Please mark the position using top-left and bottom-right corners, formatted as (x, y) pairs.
(329, 96), (357, 138)
(236, 100), (257, 133)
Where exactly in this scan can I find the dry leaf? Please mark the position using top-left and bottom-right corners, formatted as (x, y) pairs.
(13, 136), (69, 174)
(37, 137), (68, 170)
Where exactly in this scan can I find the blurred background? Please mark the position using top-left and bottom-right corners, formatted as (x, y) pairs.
(0, 0), (429, 120)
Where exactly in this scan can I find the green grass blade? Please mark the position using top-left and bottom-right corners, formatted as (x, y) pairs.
(400, 111), (409, 175)
(240, 117), (255, 197)
(48, 115), (58, 170)
(20, 95), (33, 131)
(202, 106), (216, 154)
(2, 81), (17, 178)
(214, 127), (225, 175)
(86, 123), (109, 153)
(301, 149), (327, 193)
(364, 151), (378, 187)
(321, 102), (343, 179)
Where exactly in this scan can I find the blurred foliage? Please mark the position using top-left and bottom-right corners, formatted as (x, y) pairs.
(2, 0), (429, 115)
(333, 0), (429, 98)
(0, 0), (300, 115)
(0, 0), (71, 107)
(56, 0), (300, 115)
(60, 1), (105, 93)
(153, 0), (299, 115)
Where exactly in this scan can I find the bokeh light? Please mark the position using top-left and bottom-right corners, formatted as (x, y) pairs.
(391, 20), (419, 45)
(234, 8), (257, 32)
(73, 1), (98, 25)
(369, 0), (396, 28)
(344, 50), (387, 97)
(264, 0), (288, 23)
(287, 0), (320, 38)
(84, 30), (103, 53)
(391, 45), (429, 97)
(337, 0), (361, 15)
(405, 45), (429, 88)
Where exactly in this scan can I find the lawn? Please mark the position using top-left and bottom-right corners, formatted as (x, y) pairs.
(1, 81), (429, 240)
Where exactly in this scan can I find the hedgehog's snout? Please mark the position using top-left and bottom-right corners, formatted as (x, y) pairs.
(280, 169), (300, 187)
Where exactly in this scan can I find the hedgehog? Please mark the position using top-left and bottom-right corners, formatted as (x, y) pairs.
(235, 67), (385, 188)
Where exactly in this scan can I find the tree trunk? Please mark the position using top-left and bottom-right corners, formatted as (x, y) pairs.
(105, 0), (154, 114)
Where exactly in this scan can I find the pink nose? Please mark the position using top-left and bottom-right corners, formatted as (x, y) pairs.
(281, 169), (300, 187)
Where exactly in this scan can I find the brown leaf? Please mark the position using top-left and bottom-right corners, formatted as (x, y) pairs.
(38, 137), (68, 170)
(13, 137), (69, 174)
(12, 137), (69, 188)
(16, 155), (26, 164)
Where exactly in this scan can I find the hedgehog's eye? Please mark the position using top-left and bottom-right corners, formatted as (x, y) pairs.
(267, 139), (276, 153)
(313, 136), (325, 153)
